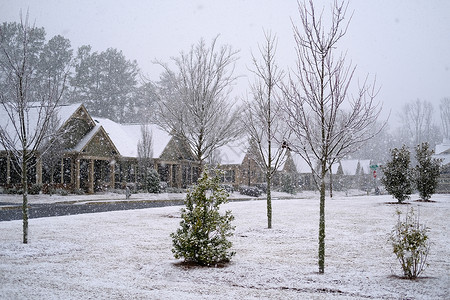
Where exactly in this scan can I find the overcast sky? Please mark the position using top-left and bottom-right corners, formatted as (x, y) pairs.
(2, 0), (450, 128)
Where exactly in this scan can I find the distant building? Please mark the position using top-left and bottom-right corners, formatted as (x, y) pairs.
(0, 103), (199, 193)
(1, 102), (388, 194)
(434, 139), (450, 193)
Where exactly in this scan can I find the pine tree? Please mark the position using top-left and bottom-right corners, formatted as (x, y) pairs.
(414, 142), (441, 201)
(146, 168), (160, 193)
(171, 169), (235, 266)
(381, 145), (413, 203)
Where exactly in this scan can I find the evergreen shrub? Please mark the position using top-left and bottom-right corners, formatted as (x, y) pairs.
(171, 169), (235, 266)
(381, 145), (413, 203)
(146, 168), (161, 193)
(414, 142), (441, 201)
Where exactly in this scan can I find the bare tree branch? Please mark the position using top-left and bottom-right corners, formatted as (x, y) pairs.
(154, 36), (242, 166)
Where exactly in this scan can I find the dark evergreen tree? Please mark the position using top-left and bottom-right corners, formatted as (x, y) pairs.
(171, 169), (235, 266)
(145, 168), (160, 193)
(69, 46), (139, 123)
(381, 145), (413, 203)
(414, 142), (441, 201)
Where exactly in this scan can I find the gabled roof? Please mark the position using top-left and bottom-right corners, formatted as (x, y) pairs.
(331, 159), (371, 175)
(91, 118), (171, 159)
(291, 153), (314, 174)
(0, 102), (83, 151)
(215, 139), (248, 165)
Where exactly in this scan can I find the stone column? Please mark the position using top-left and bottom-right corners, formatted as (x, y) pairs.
(110, 161), (115, 189)
(75, 159), (80, 190)
(88, 159), (94, 194)
(35, 157), (42, 185)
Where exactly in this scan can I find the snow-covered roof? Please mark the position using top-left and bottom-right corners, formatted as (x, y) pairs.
(435, 139), (450, 155)
(215, 139), (248, 165)
(434, 139), (450, 166)
(0, 103), (81, 151)
(331, 159), (371, 175)
(92, 118), (171, 159)
(291, 153), (314, 174)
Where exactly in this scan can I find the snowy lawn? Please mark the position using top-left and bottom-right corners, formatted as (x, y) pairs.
(0, 193), (449, 299)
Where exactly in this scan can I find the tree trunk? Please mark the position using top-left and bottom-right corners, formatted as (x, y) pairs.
(329, 168), (333, 198)
(318, 177), (326, 274)
(22, 151), (29, 244)
(267, 172), (272, 229)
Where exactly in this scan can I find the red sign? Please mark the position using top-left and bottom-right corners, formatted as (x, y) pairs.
(373, 170), (377, 178)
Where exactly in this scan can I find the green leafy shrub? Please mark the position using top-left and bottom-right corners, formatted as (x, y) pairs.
(390, 208), (430, 279)
(381, 145), (413, 203)
(414, 142), (441, 201)
(171, 169), (235, 266)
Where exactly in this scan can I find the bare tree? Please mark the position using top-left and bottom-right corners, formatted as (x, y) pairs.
(154, 36), (242, 167)
(0, 16), (71, 243)
(137, 124), (153, 190)
(399, 99), (437, 146)
(40, 113), (64, 186)
(440, 98), (450, 140)
(281, 0), (381, 273)
(243, 31), (288, 229)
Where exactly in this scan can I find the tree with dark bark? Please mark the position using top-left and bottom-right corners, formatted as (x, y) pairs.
(0, 17), (72, 243)
(243, 31), (288, 229)
(281, 0), (382, 273)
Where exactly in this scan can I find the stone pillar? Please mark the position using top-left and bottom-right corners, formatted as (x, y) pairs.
(168, 164), (173, 187)
(36, 157), (42, 185)
(110, 162), (115, 189)
(75, 159), (80, 190)
(88, 159), (94, 194)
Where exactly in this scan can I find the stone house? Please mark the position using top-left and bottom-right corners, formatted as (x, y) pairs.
(0, 103), (199, 193)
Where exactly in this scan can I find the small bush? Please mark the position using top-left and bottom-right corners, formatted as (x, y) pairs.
(171, 169), (235, 266)
(390, 208), (430, 279)
(165, 187), (185, 193)
(73, 188), (85, 195)
(144, 168), (160, 193)
(220, 184), (235, 193)
(29, 184), (42, 195)
(54, 188), (69, 196)
(239, 186), (262, 197)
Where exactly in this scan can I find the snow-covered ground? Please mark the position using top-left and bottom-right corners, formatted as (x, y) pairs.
(0, 192), (449, 299)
